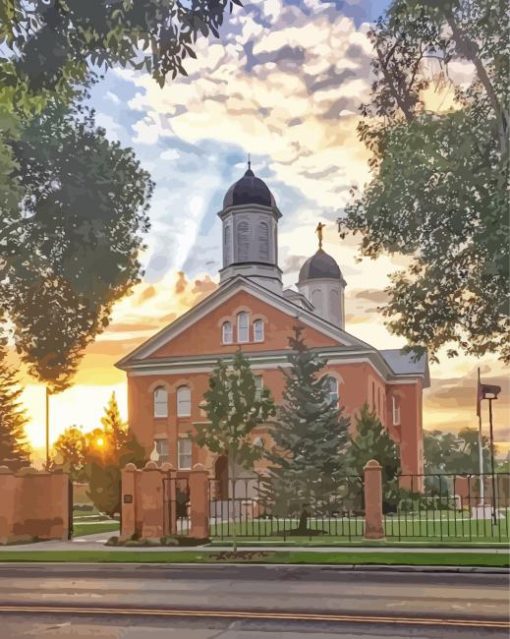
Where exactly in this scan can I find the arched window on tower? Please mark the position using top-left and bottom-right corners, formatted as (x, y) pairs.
(258, 221), (270, 261)
(153, 387), (168, 418)
(311, 289), (323, 314)
(237, 311), (249, 343)
(237, 221), (250, 262)
(324, 376), (339, 406)
(222, 321), (233, 344)
(224, 224), (232, 265)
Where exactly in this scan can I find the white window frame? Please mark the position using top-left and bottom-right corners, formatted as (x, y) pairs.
(178, 437), (192, 470)
(153, 386), (168, 418)
(255, 375), (263, 400)
(253, 319), (264, 343)
(392, 396), (401, 426)
(177, 386), (191, 417)
(154, 438), (169, 463)
(325, 376), (339, 406)
(222, 320), (233, 344)
(237, 311), (249, 343)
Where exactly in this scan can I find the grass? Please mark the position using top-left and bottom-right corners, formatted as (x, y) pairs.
(0, 550), (507, 567)
(209, 513), (510, 544)
(72, 522), (120, 537)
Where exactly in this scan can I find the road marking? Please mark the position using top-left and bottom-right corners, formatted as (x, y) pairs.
(0, 605), (507, 629)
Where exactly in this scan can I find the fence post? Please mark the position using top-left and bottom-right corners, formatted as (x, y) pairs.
(188, 463), (210, 540)
(364, 459), (384, 540)
(120, 463), (137, 540)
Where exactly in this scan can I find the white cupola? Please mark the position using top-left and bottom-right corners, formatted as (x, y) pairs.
(218, 163), (283, 294)
(297, 224), (347, 329)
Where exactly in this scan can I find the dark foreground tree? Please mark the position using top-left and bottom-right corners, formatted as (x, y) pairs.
(194, 350), (275, 551)
(53, 425), (86, 482)
(339, 0), (509, 363)
(347, 404), (400, 510)
(0, 345), (30, 470)
(85, 393), (145, 517)
(263, 327), (350, 534)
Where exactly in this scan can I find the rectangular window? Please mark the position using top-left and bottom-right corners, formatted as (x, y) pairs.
(392, 396), (401, 426)
(154, 438), (169, 463)
(177, 386), (191, 417)
(253, 319), (264, 342)
(255, 375), (263, 400)
(178, 438), (192, 470)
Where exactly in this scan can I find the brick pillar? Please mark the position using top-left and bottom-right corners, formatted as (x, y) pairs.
(188, 463), (210, 539)
(364, 459), (384, 540)
(121, 463), (137, 540)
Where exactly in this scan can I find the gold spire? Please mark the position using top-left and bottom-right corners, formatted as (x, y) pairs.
(316, 222), (325, 250)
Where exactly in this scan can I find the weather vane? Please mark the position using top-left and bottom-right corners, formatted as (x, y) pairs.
(316, 222), (325, 249)
(247, 153), (251, 170)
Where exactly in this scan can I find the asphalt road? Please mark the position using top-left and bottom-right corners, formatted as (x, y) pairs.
(0, 563), (508, 638)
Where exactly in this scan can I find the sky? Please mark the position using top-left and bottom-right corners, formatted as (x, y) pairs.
(16, 0), (509, 457)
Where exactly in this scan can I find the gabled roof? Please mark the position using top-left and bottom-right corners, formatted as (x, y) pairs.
(115, 275), (372, 370)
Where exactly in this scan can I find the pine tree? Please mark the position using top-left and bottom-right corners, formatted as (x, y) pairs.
(263, 326), (350, 530)
(85, 393), (145, 516)
(347, 404), (400, 510)
(0, 346), (30, 470)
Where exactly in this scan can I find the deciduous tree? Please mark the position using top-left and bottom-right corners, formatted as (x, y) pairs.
(339, 0), (509, 363)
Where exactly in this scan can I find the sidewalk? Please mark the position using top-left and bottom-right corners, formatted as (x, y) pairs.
(0, 532), (507, 553)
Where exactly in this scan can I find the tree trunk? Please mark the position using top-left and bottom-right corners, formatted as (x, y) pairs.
(230, 451), (238, 554)
(297, 505), (309, 533)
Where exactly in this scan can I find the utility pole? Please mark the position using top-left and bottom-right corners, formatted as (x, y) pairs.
(477, 368), (484, 505)
(488, 397), (497, 527)
(45, 386), (50, 469)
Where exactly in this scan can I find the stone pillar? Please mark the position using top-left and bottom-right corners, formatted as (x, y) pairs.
(140, 461), (166, 539)
(188, 463), (210, 539)
(121, 463), (137, 540)
(364, 459), (384, 540)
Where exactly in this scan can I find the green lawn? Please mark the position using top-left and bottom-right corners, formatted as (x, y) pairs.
(209, 513), (510, 544)
(73, 522), (120, 537)
(0, 550), (507, 567)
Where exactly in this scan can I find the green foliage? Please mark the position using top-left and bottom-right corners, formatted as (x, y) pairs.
(53, 425), (86, 482)
(339, 0), (509, 363)
(347, 404), (400, 510)
(262, 327), (351, 519)
(1, 104), (153, 393)
(0, 344), (30, 470)
(194, 350), (276, 472)
(84, 393), (145, 517)
(0, 0), (240, 90)
(424, 427), (491, 474)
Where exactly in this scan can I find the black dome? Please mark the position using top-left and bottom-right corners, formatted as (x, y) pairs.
(298, 249), (342, 283)
(223, 168), (276, 209)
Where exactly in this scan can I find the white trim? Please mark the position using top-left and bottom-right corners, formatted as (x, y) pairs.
(116, 276), (369, 367)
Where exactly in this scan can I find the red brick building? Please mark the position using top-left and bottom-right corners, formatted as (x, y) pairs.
(116, 165), (429, 487)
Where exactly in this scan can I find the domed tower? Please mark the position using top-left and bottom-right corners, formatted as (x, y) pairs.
(218, 162), (283, 293)
(297, 223), (347, 329)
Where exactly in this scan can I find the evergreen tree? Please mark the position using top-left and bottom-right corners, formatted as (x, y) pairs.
(0, 346), (30, 470)
(263, 327), (350, 530)
(85, 393), (145, 516)
(194, 350), (275, 551)
(347, 404), (400, 510)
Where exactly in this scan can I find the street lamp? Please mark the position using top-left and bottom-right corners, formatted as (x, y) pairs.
(481, 384), (501, 526)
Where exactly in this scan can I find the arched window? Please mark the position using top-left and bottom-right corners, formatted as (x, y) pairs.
(237, 311), (249, 343)
(329, 289), (340, 318)
(325, 376), (339, 406)
(177, 386), (191, 417)
(258, 221), (270, 261)
(153, 387), (168, 418)
(224, 224), (232, 265)
(222, 321), (233, 344)
(237, 221), (250, 262)
(253, 319), (264, 342)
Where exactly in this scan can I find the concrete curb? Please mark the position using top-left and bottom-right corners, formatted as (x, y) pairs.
(0, 561), (507, 574)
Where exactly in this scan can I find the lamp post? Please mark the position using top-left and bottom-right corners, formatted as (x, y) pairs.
(481, 384), (501, 526)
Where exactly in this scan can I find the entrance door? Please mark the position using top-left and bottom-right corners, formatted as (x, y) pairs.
(214, 455), (229, 501)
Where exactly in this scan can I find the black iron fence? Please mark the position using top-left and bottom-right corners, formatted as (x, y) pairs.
(383, 472), (510, 541)
(208, 474), (365, 541)
(162, 475), (191, 537)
